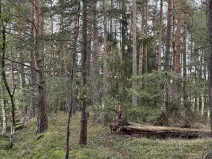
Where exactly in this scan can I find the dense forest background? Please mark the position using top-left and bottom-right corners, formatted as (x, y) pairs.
(1, 0), (212, 158)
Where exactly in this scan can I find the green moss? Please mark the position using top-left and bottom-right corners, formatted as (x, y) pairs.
(0, 112), (211, 159)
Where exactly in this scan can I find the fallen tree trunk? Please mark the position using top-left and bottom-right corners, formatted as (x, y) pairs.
(110, 122), (211, 139)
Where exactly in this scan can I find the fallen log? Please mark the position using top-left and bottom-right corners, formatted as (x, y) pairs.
(203, 151), (212, 159)
(111, 122), (211, 139)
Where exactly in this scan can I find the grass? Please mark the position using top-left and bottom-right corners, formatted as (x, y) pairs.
(0, 112), (212, 159)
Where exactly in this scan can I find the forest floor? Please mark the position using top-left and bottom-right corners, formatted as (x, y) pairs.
(0, 112), (212, 159)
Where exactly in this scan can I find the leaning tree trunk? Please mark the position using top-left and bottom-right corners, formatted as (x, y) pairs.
(207, 0), (212, 134)
(34, 0), (48, 133)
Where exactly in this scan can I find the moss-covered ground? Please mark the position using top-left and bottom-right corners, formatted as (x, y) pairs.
(0, 112), (212, 159)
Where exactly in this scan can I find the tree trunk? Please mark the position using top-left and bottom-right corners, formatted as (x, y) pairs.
(183, 24), (188, 109)
(163, 72), (169, 126)
(51, 14), (56, 76)
(65, 1), (80, 158)
(158, 0), (163, 71)
(143, 0), (148, 73)
(17, 1), (26, 89)
(92, 0), (101, 123)
(165, 0), (172, 71)
(138, 3), (145, 74)
(1, 14), (15, 148)
(172, 0), (176, 71)
(175, 0), (182, 73)
(29, 0), (36, 118)
(103, 0), (109, 126)
(79, 0), (88, 145)
(1, 86), (6, 136)
(207, 0), (212, 133)
(132, 0), (137, 105)
(199, 51), (203, 115)
(162, 0), (172, 125)
(17, 1), (27, 116)
(34, 0), (48, 133)
(203, 60), (208, 117)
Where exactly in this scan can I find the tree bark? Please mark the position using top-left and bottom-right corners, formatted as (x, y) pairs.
(1, 13), (16, 148)
(163, 72), (169, 126)
(79, 0), (88, 145)
(51, 14), (56, 76)
(17, 1), (27, 116)
(1, 86), (6, 136)
(34, 0), (48, 133)
(183, 24), (188, 110)
(172, 0), (176, 71)
(143, 0), (148, 73)
(92, 0), (101, 123)
(65, 1), (80, 158)
(206, 0), (212, 133)
(103, 0), (109, 126)
(29, 0), (36, 118)
(158, 0), (163, 71)
(175, 0), (182, 73)
(165, 0), (172, 71)
(17, 1), (26, 89)
(132, 0), (137, 105)
(138, 4), (144, 74)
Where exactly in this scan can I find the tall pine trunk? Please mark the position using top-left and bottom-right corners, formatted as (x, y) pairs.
(172, 0), (176, 71)
(175, 0), (182, 73)
(183, 25), (188, 109)
(92, 0), (101, 123)
(103, 0), (109, 126)
(17, 1), (27, 116)
(34, 0), (48, 133)
(132, 0), (137, 105)
(162, 0), (172, 126)
(51, 14), (56, 76)
(139, 3), (144, 74)
(165, 0), (172, 71)
(29, 0), (36, 118)
(207, 0), (212, 134)
(80, 0), (88, 145)
(158, 0), (163, 71)
(65, 1), (80, 158)
(143, 0), (148, 73)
